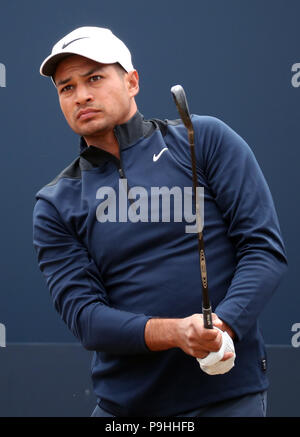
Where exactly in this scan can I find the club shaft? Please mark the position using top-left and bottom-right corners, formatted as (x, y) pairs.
(189, 139), (213, 329)
(171, 85), (213, 329)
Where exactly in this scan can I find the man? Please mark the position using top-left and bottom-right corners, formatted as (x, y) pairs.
(33, 26), (287, 417)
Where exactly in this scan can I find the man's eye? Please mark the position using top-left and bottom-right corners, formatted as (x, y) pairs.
(89, 75), (102, 82)
(61, 85), (73, 93)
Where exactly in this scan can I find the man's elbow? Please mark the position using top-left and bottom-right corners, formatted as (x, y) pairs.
(272, 251), (288, 285)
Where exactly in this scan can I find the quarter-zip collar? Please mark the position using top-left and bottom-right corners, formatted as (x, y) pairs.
(79, 111), (154, 168)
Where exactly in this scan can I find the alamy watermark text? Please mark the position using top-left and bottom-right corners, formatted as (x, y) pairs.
(95, 181), (204, 233)
(0, 63), (6, 87)
(291, 323), (300, 347)
(0, 323), (6, 347)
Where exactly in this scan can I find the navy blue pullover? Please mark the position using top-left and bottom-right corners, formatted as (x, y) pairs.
(33, 112), (287, 416)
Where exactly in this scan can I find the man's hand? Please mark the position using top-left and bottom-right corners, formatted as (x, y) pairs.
(175, 313), (223, 359)
(213, 316), (235, 341)
(196, 325), (236, 375)
(144, 313), (235, 361)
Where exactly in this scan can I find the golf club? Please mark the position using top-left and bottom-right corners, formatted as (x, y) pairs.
(171, 84), (213, 329)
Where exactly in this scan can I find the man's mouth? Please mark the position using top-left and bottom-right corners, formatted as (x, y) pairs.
(77, 108), (100, 120)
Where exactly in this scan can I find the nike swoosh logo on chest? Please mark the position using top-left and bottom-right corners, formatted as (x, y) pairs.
(153, 147), (168, 162)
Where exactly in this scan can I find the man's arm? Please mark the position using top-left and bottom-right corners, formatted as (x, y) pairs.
(194, 116), (288, 341)
(33, 198), (151, 354)
(144, 313), (234, 359)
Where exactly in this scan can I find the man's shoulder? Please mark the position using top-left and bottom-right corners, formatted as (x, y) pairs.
(192, 115), (228, 130)
(164, 114), (228, 132)
(47, 157), (82, 187)
(35, 157), (82, 200)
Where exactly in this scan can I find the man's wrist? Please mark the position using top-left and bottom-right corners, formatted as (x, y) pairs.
(144, 318), (179, 351)
(219, 320), (235, 339)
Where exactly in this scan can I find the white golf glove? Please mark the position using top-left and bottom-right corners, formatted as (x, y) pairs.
(197, 327), (236, 375)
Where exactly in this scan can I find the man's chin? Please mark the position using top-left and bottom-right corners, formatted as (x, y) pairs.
(74, 120), (110, 137)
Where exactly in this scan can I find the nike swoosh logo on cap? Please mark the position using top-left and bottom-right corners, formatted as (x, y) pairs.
(62, 36), (89, 49)
(153, 147), (168, 162)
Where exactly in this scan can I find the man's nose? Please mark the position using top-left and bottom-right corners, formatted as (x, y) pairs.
(75, 84), (94, 105)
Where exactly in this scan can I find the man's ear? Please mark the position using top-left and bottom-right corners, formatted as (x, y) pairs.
(127, 70), (139, 97)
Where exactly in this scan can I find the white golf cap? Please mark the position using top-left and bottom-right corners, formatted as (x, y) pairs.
(40, 26), (134, 77)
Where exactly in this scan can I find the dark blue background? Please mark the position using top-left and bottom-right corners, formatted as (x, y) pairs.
(0, 0), (297, 344)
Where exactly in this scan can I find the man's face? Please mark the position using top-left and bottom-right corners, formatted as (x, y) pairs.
(54, 55), (139, 140)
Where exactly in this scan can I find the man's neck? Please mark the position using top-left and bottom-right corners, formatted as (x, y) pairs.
(82, 106), (138, 159)
(83, 130), (120, 159)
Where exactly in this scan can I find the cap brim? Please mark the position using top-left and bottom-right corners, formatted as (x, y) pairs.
(40, 52), (78, 77)
(40, 48), (126, 78)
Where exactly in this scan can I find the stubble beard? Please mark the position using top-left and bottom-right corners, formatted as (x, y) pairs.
(74, 114), (113, 139)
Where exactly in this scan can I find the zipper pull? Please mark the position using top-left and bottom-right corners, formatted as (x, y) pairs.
(118, 168), (125, 178)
